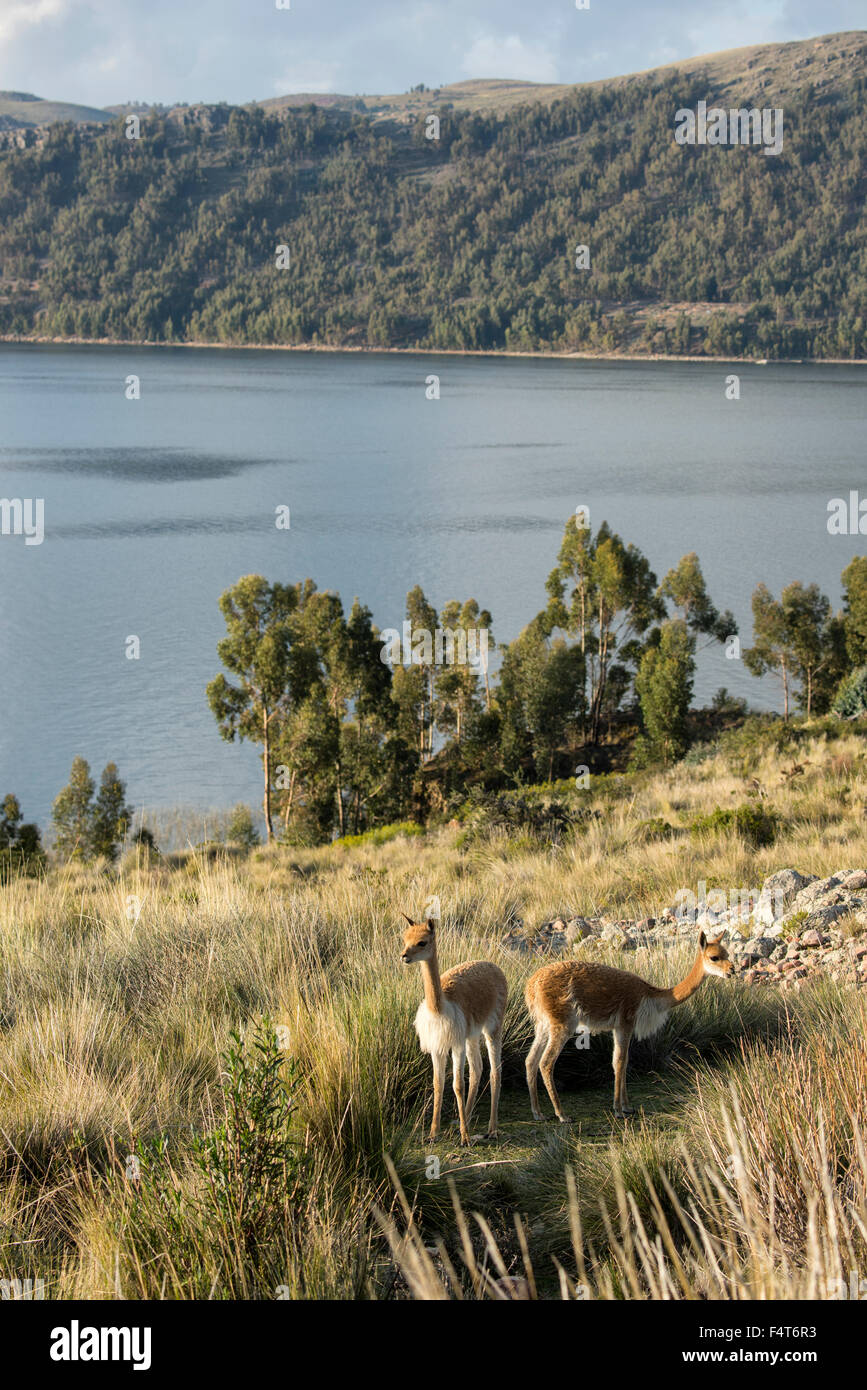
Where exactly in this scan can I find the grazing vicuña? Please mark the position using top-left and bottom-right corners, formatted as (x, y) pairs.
(525, 930), (734, 1121)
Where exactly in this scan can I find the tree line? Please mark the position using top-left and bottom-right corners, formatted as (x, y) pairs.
(0, 65), (865, 357)
(4, 524), (866, 865)
(205, 517), (867, 843)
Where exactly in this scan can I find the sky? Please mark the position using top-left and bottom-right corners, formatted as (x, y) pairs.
(0, 0), (865, 108)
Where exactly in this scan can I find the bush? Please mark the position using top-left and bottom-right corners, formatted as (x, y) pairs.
(717, 714), (799, 775)
(454, 787), (598, 850)
(0, 793), (45, 882)
(832, 665), (867, 718)
(333, 820), (424, 850)
(226, 804), (260, 849)
(634, 817), (675, 843)
(690, 802), (778, 848)
(195, 1022), (301, 1261)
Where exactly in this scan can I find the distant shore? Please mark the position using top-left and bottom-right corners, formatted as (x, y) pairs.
(1, 332), (865, 367)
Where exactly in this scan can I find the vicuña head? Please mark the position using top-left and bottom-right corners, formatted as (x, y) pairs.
(525, 929), (733, 1123)
(400, 914), (436, 964)
(698, 929), (735, 980)
(400, 911), (508, 1147)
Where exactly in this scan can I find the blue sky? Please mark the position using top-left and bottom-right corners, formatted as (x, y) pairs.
(0, 0), (864, 107)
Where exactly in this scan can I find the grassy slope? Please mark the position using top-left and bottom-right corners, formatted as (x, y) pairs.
(258, 31), (867, 120)
(13, 31), (866, 130)
(1, 723), (866, 1297)
(0, 92), (111, 126)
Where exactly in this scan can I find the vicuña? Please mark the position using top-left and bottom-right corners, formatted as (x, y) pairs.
(401, 914), (507, 1146)
(525, 930), (734, 1122)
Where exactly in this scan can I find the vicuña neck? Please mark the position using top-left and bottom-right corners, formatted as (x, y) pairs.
(420, 949), (444, 1013)
(667, 948), (707, 1007)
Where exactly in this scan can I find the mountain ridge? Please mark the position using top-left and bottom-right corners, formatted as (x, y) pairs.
(3, 30), (864, 129)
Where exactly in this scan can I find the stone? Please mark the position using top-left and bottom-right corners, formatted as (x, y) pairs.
(791, 876), (843, 912)
(755, 869), (817, 927)
(737, 937), (776, 960)
(565, 918), (593, 943)
(801, 929), (825, 947)
(803, 905), (852, 932)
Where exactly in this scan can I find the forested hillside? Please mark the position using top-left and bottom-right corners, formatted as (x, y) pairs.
(0, 34), (865, 357)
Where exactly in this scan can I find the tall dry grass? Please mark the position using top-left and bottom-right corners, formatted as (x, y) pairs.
(0, 724), (865, 1297)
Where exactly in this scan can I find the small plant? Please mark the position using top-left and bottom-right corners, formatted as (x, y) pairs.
(196, 1021), (302, 1261)
(782, 909), (808, 937)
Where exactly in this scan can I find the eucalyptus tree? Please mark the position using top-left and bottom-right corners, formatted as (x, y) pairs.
(207, 575), (300, 841)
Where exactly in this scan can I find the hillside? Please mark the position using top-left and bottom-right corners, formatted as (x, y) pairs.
(0, 31), (865, 358)
(7, 31), (866, 127)
(0, 90), (111, 128)
(258, 30), (867, 121)
(1, 720), (866, 1299)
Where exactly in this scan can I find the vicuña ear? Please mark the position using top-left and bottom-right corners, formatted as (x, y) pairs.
(698, 930), (707, 949)
(401, 913), (415, 926)
(426, 918), (436, 931)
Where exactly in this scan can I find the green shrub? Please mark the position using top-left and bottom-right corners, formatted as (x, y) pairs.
(832, 666), (867, 718)
(333, 820), (424, 850)
(690, 802), (778, 848)
(634, 817), (674, 843)
(195, 1022), (301, 1259)
(226, 803), (260, 849)
(454, 788), (597, 850)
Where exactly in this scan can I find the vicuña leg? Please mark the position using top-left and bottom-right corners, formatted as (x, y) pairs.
(612, 1025), (634, 1118)
(452, 1045), (470, 1146)
(484, 1027), (502, 1137)
(539, 1025), (571, 1123)
(525, 1023), (548, 1120)
(465, 1038), (483, 1124)
(430, 1051), (447, 1140)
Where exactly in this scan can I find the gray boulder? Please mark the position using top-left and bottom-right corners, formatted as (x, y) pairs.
(754, 869), (817, 927)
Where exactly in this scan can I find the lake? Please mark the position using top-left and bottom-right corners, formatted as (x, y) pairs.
(0, 343), (864, 831)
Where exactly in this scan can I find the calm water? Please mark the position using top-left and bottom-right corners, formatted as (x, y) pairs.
(0, 344), (864, 830)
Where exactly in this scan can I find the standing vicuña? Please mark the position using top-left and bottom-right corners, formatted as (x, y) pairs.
(401, 914), (508, 1146)
(525, 931), (733, 1121)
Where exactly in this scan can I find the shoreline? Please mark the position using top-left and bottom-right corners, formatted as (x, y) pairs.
(0, 332), (865, 367)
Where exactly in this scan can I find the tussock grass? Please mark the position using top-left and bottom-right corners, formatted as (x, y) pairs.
(1, 725), (865, 1297)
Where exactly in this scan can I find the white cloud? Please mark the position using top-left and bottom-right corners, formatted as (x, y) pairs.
(461, 33), (560, 83)
(0, 0), (67, 42)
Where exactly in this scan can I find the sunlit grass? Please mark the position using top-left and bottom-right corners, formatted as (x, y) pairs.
(0, 724), (865, 1297)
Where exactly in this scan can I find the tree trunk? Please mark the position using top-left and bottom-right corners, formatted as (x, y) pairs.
(782, 663), (789, 721)
(282, 770), (297, 832)
(335, 762), (345, 837)
(262, 707), (274, 842)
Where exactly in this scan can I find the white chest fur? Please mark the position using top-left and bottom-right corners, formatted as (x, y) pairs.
(633, 995), (671, 1041)
(414, 999), (466, 1055)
